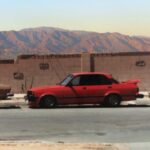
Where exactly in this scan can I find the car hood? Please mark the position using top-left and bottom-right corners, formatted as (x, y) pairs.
(30, 85), (63, 92)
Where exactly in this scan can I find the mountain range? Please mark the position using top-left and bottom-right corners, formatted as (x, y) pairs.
(0, 27), (150, 59)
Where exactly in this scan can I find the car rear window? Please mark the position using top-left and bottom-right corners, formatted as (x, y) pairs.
(80, 75), (112, 85)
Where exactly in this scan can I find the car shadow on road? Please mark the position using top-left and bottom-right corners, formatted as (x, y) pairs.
(34, 104), (150, 109)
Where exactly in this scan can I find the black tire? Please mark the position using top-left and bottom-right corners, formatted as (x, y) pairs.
(40, 96), (57, 108)
(105, 94), (121, 107)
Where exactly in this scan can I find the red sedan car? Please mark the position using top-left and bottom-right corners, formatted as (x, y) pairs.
(26, 72), (142, 108)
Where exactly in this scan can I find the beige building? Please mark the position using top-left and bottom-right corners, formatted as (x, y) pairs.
(0, 52), (149, 93)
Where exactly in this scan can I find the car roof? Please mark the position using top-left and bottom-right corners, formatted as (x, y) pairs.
(71, 72), (112, 78)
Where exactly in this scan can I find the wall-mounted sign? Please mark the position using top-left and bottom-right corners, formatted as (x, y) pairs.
(14, 72), (24, 80)
(39, 63), (49, 70)
(135, 61), (146, 67)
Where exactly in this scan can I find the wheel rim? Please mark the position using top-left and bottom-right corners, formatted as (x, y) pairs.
(108, 95), (120, 106)
(44, 97), (55, 108)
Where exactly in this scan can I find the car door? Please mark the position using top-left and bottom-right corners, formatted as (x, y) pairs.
(79, 75), (112, 104)
(60, 75), (87, 104)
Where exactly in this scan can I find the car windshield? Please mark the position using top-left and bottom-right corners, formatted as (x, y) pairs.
(59, 74), (74, 86)
(111, 78), (119, 84)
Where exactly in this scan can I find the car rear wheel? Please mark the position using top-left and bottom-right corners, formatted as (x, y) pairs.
(40, 96), (57, 108)
(105, 94), (121, 107)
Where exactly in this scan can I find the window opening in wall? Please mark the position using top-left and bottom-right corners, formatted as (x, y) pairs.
(14, 72), (24, 80)
(39, 63), (49, 70)
(39, 56), (50, 70)
(135, 60), (146, 67)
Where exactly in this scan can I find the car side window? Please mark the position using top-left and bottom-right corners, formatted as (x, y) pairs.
(71, 76), (80, 86)
(80, 75), (112, 85)
(97, 75), (112, 85)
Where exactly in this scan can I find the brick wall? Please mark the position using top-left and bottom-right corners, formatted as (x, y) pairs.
(0, 54), (81, 93)
(0, 52), (149, 92)
(92, 53), (150, 90)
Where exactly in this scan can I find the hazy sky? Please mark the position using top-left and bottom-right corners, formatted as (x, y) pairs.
(0, 0), (150, 36)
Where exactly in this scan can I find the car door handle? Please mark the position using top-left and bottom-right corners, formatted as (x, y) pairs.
(83, 87), (87, 90)
(108, 86), (112, 88)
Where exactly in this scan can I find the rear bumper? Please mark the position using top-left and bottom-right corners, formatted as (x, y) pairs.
(122, 93), (144, 101)
(136, 94), (144, 99)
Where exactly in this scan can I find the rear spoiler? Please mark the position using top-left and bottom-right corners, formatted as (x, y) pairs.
(125, 80), (140, 84)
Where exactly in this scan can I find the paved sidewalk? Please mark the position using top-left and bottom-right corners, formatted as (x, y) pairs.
(1, 142), (150, 150)
(0, 142), (128, 150)
(0, 94), (27, 109)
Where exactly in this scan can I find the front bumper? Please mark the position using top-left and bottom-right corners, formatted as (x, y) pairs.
(28, 101), (39, 108)
(25, 96), (39, 108)
(26, 95), (37, 101)
(26, 91), (39, 108)
(26, 91), (37, 102)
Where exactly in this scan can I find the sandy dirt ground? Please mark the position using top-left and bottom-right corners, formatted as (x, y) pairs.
(0, 142), (128, 150)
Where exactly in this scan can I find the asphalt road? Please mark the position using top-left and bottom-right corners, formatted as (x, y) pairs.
(0, 106), (150, 145)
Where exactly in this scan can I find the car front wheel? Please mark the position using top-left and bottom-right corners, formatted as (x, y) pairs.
(40, 96), (57, 108)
